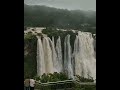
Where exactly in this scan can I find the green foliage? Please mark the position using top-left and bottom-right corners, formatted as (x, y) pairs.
(75, 75), (94, 82)
(24, 33), (37, 79)
(33, 75), (40, 81)
(59, 72), (69, 81)
(34, 83), (41, 89)
(37, 33), (43, 37)
(75, 83), (96, 90)
(34, 72), (69, 83)
(24, 4), (96, 34)
(33, 72), (96, 90)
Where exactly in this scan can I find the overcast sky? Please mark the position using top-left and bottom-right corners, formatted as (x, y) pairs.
(24, 0), (96, 11)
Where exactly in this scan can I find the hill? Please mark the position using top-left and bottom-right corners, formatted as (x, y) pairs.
(24, 4), (96, 33)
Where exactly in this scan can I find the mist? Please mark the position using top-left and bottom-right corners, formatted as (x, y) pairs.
(24, 0), (96, 11)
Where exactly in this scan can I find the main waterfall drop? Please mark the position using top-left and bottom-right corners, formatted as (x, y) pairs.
(73, 31), (96, 79)
(37, 36), (63, 75)
(49, 37), (60, 73)
(56, 36), (63, 72)
(37, 37), (45, 76)
(37, 31), (96, 80)
(42, 37), (54, 74)
(64, 35), (74, 79)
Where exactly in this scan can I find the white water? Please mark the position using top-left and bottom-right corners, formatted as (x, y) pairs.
(37, 37), (45, 76)
(37, 31), (96, 80)
(42, 37), (54, 74)
(56, 36), (63, 72)
(64, 35), (74, 79)
(73, 31), (96, 79)
(94, 39), (96, 58)
(49, 37), (60, 72)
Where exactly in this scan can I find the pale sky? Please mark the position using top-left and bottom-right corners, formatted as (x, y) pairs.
(24, 0), (96, 11)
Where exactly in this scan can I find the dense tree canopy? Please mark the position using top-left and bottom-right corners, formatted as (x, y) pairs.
(24, 4), (96, 34)
(24, 33), (37, 78)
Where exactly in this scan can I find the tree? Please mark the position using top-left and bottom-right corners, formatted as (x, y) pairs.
(24, 4), (96, 34)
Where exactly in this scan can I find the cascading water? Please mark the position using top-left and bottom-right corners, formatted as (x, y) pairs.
(42, 37), (54, 74)
(73, 31), (96, 79)
(64, 35), (74, 79)
(37, 31), (96, 80)
(49, 37), (60, 73)
(37, 37), (45, 76)
(93, 38), (96, 58)
(56, 36), (63, 72)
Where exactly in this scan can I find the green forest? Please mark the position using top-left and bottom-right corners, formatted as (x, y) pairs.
(24, 4), (96, 34)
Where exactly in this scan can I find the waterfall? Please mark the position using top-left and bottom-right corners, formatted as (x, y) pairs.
(37, 37), (45, 76)
(42, 37), (54, 74)
(56, 36), (63, 72)
(73, 31), (96, 79)
(37, 31), (96, 80)
(93, 39), (96, 58)
(49, 37), (60, 72)
(64, 35), (74, 79)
